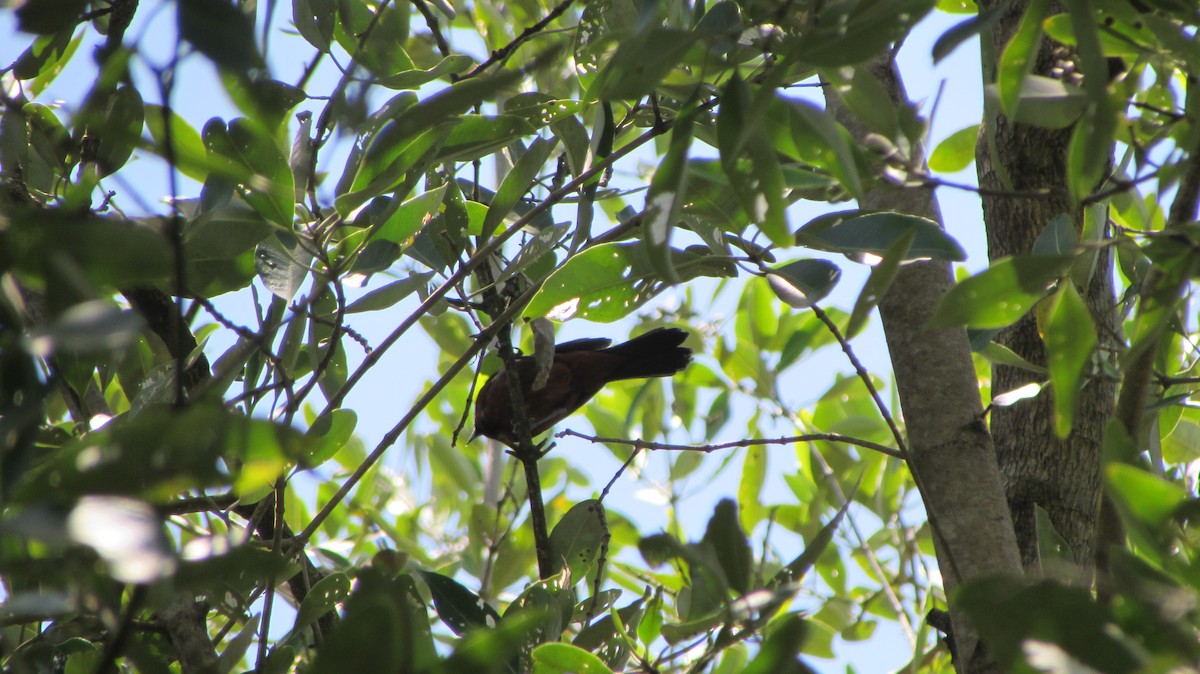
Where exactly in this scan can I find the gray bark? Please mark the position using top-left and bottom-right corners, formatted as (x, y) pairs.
(825, 57), (1023, 673)
(975, 0), (1117, 574)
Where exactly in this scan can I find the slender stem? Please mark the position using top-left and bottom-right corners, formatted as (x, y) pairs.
(811, 304), (908, 455)
(557, 429), (904, 459)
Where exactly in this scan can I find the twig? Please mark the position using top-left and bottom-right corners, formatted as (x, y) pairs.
(458, 0), (576, 80)
(557, 429), (904, 460)
(811, 304), (908, 455)
(410, 0), (452, 57)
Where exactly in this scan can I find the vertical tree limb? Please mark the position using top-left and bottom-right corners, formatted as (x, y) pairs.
(824, 56), (1023, 673)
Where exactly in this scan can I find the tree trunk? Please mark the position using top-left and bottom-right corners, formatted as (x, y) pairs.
(975, 0), (1117, 575)
(825, 57), (1022, 673)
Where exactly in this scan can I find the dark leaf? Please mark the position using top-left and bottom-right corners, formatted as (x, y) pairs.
(178, 0), (263, 72)
(419, 570), (501, 635)
(796, 210), (965, 262)
(957, 577), (1142, 674)
(548, 500), (606, 580)
(701, 499), (752, 594)
(16, 0), (88, 34)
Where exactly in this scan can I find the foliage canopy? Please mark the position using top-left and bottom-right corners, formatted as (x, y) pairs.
(4, 0), (1200, 672)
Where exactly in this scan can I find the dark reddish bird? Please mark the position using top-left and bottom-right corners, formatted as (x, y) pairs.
(473, 327), (692, 446)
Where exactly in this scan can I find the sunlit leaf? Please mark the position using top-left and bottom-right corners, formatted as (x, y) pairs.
(1043, 282), (1096, 437)
(525, 243), (734, 323)
(928, 124), (979, 173)
(932, 255), (1072, 329)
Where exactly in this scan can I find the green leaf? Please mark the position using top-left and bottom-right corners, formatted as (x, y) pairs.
(932, 3), (1004, 63)
(255, 232), (312, 301)
(28, 301), (143, 356)
(645, 100), (699, 282)
(1034, 505), (1075, 583)
(337, 123), (455, 217)
(483, 136), (558, 236)
(770, 499), (850, 590)
(305, 409), (358, 466)
(15, 404), (301, 502)
(741, 614), (809, 674)
(16, 0), (87, 34)
(701, 499), (752, 594)
(373, 185), (448, 246)
(311, 571), (403, 674)
(222, 76), (307, 133)
(12, 29), (78, 88)
(177, 0), (263, 72)
(996, 0), (1051, 118)
(845, 224), (917, 338)
(224, 119), (295, 226)
(957, 576), (1141, 674)
(588, 28), (697, 100)
(6, 210), (172, 288)
(292, 0), (336, 50)
(524, 242), (734, 323)
(573, 595), (646, 670)
(292, 572), (352, 636)
(638, 533), (689, 567)
(419, 571), (501, 635)
(339, 3), (412, 80)
(1106, 464), (1187, 526)
(788, 0), (933, 67)
(144, 105), (212, 182)
(503, 93), (587, 128)
(378, 66), (526, 156)
(184, 201), (275, 260)
(978, 342), (1046, 376)
(932, 255), (1073, 329)
(548, 500), (606, 580)
(1044, 283), (1096, 437)
(86, 84), (144, 176)
(174, 545), (295, 593)
(1032, 214), (1078, 257)
(928, 124), (979, 173)
(839, 66), (900, 139)
(765, 260), (842, 309)
(737, 444), (766, 529)
(346, 272), (433, 313)
(379, 54), (475, 90)
(438, 115), (537, 162)
(532, 642), (616, 674)
(786, 100), (864, 203)
(796, 210), (965, 262)
(1067, 106), (1116, 204)
(987, 75), (1090, 129)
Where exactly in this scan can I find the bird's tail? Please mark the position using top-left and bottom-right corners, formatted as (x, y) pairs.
(603, 327), (692, 381)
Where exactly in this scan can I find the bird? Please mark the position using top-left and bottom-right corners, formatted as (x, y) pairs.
(473, 327), (692, 446)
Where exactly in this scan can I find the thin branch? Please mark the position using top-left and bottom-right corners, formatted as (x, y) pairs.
(810, 304), (908, 455)
(556, 429), (904, 460)
(410, 0), (452, 57)
(458, 0), (576, 81)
